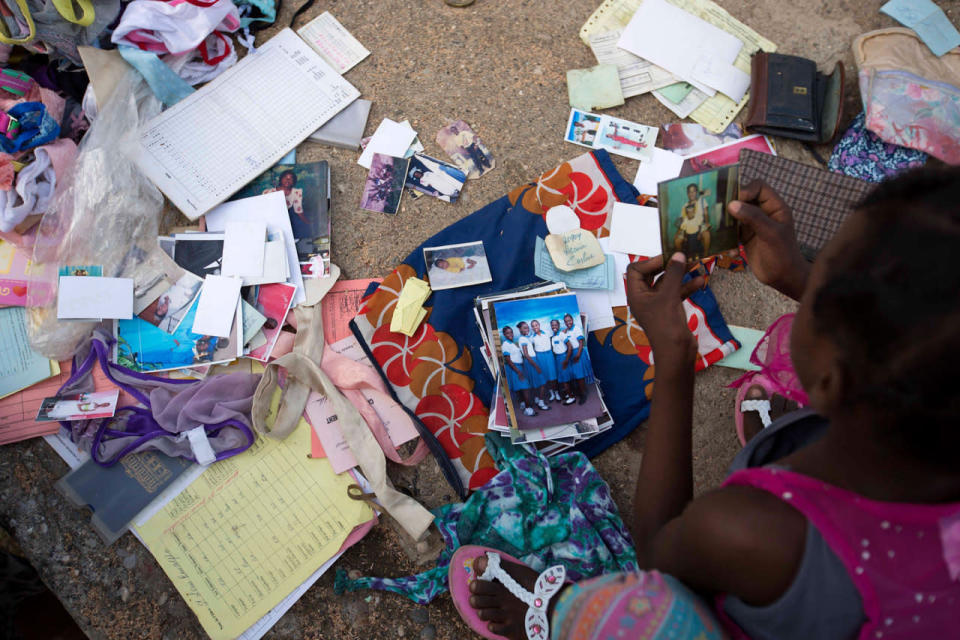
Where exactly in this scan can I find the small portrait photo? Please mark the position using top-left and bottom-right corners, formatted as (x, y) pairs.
(360, 153), (410, 215)
(405, 153), (467, 203)
(595, 115), (658, 161)
(36, 390), (120, 422)
(491, 293), (604, 431)
(232, 161), (331, 261)
(565, 108), (602, 147)
(435, 120), (495, 179)
(423, 241), (493, 290)
(658, 165), (740, 263)
(246, 282), (297, 362)
(136, 272), (202, 334)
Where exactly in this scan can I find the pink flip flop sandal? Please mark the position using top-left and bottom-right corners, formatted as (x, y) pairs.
(734, 372), (778, 447)
(449, 545), (566, 640)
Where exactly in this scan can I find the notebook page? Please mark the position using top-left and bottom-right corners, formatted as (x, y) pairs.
(137, 28), (360, 220)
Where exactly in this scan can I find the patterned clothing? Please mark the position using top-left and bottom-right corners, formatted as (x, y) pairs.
(551, 571), (724, 640)
(334, 434), (638, 604)
(828, 111), (927, 183)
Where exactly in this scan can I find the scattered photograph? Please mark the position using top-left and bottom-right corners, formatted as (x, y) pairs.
(246, 282), (297, 362)
(360, 153), (410, 215)
(299, 255), (327, 279)
(491, 293), (603, 431)
(231, 161), (331, 262)
(423, 241), (493, 290)
(136, 272), (202, 334)
(57, 265), (102, 277)
(660, 122), (742, 156)
(115, 296), (241, 372)
(678, 134), (774, 177)
(405, 153), (466, 203)
(171, 233), (225, 278)
(435, 120), (495, 179)
(658, 165), (740, 263)
(36, 390), (120, 422)
(565, 108), (602, 147)
(595, 115), (658, 161)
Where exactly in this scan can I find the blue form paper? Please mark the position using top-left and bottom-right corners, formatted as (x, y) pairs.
(881, 0), (960, 57)
(534, 236), (615, 290)
(0, 307), (54, 398)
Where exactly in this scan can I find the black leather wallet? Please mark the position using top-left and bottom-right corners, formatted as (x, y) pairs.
(745, 52), (845, 144)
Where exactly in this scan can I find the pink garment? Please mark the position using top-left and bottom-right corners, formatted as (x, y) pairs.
(730, 313), (809, 406)
(111, 0), (241, 55)
(723, 468), (960, 640)
(272, 312), (429, 467)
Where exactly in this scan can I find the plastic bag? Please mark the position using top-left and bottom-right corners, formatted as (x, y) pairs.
(26, 69), (164, 359)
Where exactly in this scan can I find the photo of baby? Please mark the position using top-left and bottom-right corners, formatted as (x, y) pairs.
(423, 241), (493, 290)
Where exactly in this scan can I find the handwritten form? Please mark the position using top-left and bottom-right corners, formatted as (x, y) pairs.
(137, 28), (360, 220)
(134, 424), (372, 640)
(297, 12), (370, 74)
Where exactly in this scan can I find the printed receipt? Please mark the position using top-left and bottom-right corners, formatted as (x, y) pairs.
(135, 424), (372, 640)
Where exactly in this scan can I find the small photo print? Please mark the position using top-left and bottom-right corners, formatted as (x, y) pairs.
(658, 164), (740, 263)
(115, 296), (241, 372)
(171, 233), (224, 278)
(435, 120), (495, 179)
(246, 282), (297, 362)
(678, 134), (774, 177)
(136, 272), (202, 334)
(660, 122), (742, 156)
(423, 241), (493, 290)
(565, 108), (602, 147)
(595, 115), (658, 161)
(57, 265), (102, 277)
(491, 293), (604, 431)
(361, 153), (410, 215)
(36, 390), (120, 422)
(405, 153), (466, 203)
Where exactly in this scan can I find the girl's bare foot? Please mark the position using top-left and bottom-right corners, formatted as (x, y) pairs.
(742, 385), (800, 443)
(468, 555), (566, 640)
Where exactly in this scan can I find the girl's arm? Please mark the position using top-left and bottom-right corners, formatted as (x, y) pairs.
(506, 360), (524, 379)
(626, 254), (807, 604)
(572, 337), (584, 362)
(561, 342), (572, 367)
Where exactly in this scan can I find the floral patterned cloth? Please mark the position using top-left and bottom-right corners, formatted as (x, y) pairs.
(350, 149), (740, 494)
(828, 111), (927, 182)
(334, 433), (639, 604)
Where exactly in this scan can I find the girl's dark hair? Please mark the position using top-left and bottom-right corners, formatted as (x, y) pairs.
(811, 167), (960, 466)
(277, 170), (297, 186)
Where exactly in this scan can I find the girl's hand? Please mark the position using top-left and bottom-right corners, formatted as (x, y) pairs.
(626, 253), (704, 364)
(534, 364), (542, 374)
(727, 180), (810, 301)
(518, 372), (525, 381)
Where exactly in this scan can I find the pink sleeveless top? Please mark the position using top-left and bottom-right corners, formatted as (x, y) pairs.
(722, 467), (960, 640)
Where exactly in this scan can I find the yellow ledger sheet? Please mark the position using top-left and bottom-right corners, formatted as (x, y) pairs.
(135, 423), (372, 640)
(579, 0), (776, 132)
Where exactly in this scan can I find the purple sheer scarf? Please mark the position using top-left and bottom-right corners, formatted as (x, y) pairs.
(58, 329), (259, 466)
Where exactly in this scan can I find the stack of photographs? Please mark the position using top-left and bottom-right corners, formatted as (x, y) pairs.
(475, 283), (613, 456)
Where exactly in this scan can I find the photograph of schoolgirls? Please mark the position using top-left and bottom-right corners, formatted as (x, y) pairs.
(492, 293), (603, 430)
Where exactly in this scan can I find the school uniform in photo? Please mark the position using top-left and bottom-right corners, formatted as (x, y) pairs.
(531, 331), (557, 384)
(501, 340), (528, 392)
(517, 334), (542, 386)
(565, 325), (594, 382)
(552, 331), (574, 383)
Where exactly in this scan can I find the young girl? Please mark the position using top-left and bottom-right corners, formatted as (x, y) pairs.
(561, 314), (592, 405)
(460, 169), (960, 640)
(501, 326), (536, 417)
(518, 321), (549, 412)
(550, 319), (576, 405)
(530, 320), (560, 405)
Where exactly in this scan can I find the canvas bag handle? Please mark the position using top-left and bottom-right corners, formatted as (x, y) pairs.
(251, 302), (435, 542)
